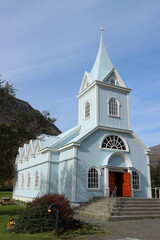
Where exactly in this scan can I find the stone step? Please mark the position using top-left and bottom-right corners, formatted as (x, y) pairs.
(108, 214), (160, 221)
(93, 197), (160, 201)
(75, 208), (108, 215)
(75, 197), (160, 221)
(111, 211), (160, 216)
(113, 203), (160, 208)
(116, 199), (160, 202)
(75, 210), (106, 220)
(112, 206), (160, 211)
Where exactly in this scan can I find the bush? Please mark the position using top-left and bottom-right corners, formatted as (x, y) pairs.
(15, 194), (73, 234)
(15, 205), (55, 234)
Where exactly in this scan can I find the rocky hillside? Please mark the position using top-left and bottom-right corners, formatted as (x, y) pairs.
(0, 89), (61, 183)
(150, 145), (160, 167)
(0, 93), (61, 136)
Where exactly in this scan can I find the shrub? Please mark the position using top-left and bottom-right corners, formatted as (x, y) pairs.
(15, 204), (55, 234)
(15, 194), (73, 234)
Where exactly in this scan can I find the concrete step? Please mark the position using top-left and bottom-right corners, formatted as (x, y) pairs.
(114, 199), (160, 203)
(112, 207), (160, 211)
(75, 210), (106, 220)
(111, 211), (160, 216)
(75, 197), (160, 221)
(108, 214), (160, 221)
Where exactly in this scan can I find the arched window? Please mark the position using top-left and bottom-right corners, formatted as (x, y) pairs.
(21, 174), (24, 188)
(34, 171), (39, 188)
(87, 167), (99, 189)
(108, 98), (119, 117)
(27, 173), (31, 188)
(132, 171), (140, 190)
(102, 135), (126, 150)
(84, 101), (90, 118)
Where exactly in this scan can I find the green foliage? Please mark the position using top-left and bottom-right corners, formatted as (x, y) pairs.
(0, 78), (16, 97)
(15, 194), (73, 234)
(0, 200), (57, 239)
(0, 125), (17, 183)
(0, 191), (12, 199)
(28, 194), (73, 229)
(0, 80), (60, 184)
(15, 205), (55, 234)
(150, 163), (160, 187)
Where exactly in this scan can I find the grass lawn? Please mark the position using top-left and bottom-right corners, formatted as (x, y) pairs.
(0, 191), (12, 199)
(0, 204), (60, 240)
(0, 192), (60, 240)
(0, 192), (105, 239)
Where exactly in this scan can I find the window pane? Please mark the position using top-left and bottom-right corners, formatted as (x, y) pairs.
(109, 98), (118, 116)
(132, 171), (140, 189)
(102, 135), (126, 150)
(88, 168), (99, 189)
(85, 102), (90, 118)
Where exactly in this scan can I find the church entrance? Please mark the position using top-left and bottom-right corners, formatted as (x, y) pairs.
(109, 171), (131, 197)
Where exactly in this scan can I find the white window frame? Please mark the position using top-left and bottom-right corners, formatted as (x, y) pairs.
(21, 174), (24, 189)
(27, 172), (31, 189)
(132, 171), (141, 191)
(34, 171), (39, 188)
(101, 135), (127, 151)
(108, 98), (120, 117)
(84, 101), (91, 119)
(87, 167), (100, 190)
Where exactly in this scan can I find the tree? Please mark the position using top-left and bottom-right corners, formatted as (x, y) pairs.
(150, 161), (160, 188)
(0, 78), (59, 186)
(0, 125), (17, 184)
(42, 110), (57, 123)
(0, 77), (16, 97)
(0, 111), (59, 184)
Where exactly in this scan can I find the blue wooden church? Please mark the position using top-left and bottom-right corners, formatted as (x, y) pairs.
(13, 35), (152, 202)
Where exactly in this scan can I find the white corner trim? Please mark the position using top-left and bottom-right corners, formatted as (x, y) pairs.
(71, 146), (78, 202)
(95, 84), (99, 126)
(58, 142), (80, 152)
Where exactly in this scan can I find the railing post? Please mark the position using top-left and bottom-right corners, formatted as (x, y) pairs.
(155, 187), (157, 199)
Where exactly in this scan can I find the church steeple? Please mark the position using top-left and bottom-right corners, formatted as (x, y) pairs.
(90, 34), (114, 82)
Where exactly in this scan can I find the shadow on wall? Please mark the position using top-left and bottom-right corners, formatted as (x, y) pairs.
(77, 162), (104, 202)
(134, 172), (150, 198)
(38, 172), (48, 197)
(58, 161), (72, 201)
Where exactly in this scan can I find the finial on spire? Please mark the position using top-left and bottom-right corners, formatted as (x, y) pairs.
(100, 27), (104, 32)
(99, 27), (105, 39)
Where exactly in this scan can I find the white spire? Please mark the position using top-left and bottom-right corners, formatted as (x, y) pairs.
(90, 34), (114, 82)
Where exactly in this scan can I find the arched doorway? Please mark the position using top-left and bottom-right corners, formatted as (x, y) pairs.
(104, 153), (132, 197)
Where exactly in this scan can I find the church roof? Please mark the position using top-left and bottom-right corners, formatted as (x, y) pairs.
(90, 35), (114, 82)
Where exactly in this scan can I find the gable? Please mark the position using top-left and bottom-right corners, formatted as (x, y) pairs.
(79, 72), (92, 93)
(103, 69), (126, 88)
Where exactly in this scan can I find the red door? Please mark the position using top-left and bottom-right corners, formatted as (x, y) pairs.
(109, 172), (116, 195)
(122, 172), (131, 197)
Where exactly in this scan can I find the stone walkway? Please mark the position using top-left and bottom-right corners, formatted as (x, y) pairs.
(73, 215), (160, 240)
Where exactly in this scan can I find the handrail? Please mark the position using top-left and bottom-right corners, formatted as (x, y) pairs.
(110, 186), (117, 197)
(106, 186), (117, 215)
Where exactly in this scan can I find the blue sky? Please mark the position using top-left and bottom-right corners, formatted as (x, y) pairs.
(0, 0), (160, 147)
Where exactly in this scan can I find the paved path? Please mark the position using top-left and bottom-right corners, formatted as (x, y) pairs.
(73, 215), (160, 240)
